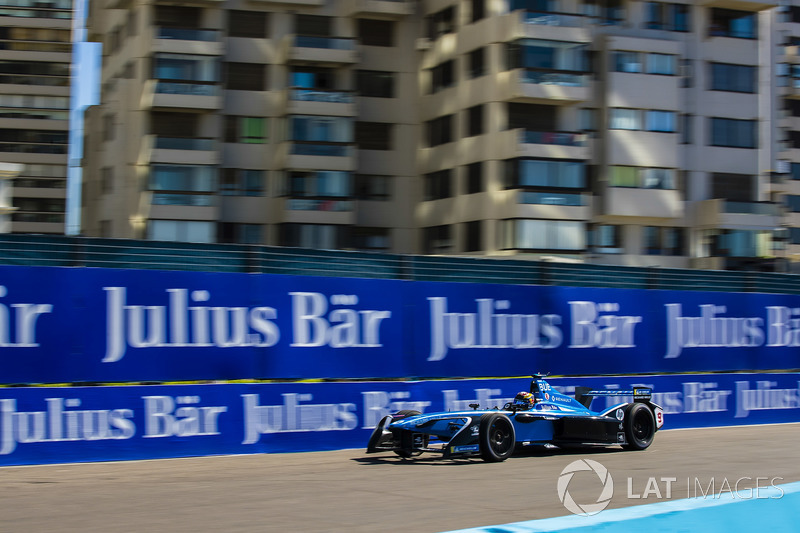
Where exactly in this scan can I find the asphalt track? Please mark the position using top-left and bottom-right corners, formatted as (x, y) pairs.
(1, 424), (798, 533)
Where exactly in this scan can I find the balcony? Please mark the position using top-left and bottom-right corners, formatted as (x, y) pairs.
(507, 69), (590, 104)
(280, 198), (356, 225)
(512, 129), (589, 160)
(344, 0), (414, 18)
(141, 136), (219, 166)
(690, 199), (781, 230)
(142, 80), (222, 110)
(601, 187), (684, 220)
(286, 199), (354, 212)
(152, 27), (223, 55)
(285, 88), (356, 116)
(513, 10), (590, 43)
(783, 77), (800, 100)
(285, 35), (358, 64)
(279, 142), (356, 172)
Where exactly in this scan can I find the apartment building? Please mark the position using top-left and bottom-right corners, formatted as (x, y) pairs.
(0, 0), (72, 234)
(81, 0), (788, 271)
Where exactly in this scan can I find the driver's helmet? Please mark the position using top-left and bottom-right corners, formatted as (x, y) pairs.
(513, 391), (535, 410)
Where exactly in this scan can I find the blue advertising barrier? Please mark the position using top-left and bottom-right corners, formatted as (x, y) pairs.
(2, 265), (800, 383)
(1, 373), (798, 466)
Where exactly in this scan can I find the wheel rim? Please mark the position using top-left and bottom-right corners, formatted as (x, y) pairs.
(490, 420), (513, 454)
(632, 410), (654, 442)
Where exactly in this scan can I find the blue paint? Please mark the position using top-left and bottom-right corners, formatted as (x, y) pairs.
(440, 481), (800, 533)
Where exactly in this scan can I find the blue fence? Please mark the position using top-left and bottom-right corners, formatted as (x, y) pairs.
(1, 373), (797, 466)
(1, 265), (800, 384)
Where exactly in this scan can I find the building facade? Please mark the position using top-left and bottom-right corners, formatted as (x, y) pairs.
(82, 0), (791, 271)
(0, 0), (72, 234)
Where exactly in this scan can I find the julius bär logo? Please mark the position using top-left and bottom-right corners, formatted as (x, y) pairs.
(557, 459), (614, 516)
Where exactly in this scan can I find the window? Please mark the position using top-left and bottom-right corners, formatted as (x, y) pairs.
(582, 0), (624, 25)
(101, 167), (113, 194)
(428, 6), (456, 39)
(153, 54), (217, 82)
(290, 115), (353, 143)
(507, 159), (585, 189)
(646, 53), (676, 75)
(466, 105), (484, 137)
(280, 223), (348, 249)
(219, 223), (262, 244)
(220, 169), (265, 196)
(467, 47), (486, 79)
(148, 220), (215, 243)
(431, 60), (455, 93)
(710, 62), (756, 93)
(709, 8), (756, 39)
(355, 122), (391, 150)
(609, 166), (675, 189)
(295, 14), (331, 37)
(355, 174), (391, 200)
(0, 128), (67, 153)
(357, 19), (395, 47)
(711, 173), (756, 202)
(589, 224), (622, 252)
(579, 108), (597, 132)
(680, 114), (693, 144)
(289, 171), (351, 198)
(427, 115), (454, 147)
(792, 163), (800, 181)
(643, 226), (662, 255)
(424, 170), (452, 200)
(645, 110), (676, 132)
(645, 2), (690, 31)
(790, 227), (800, 246)
(609, 108), (641, 130)
(663, 227), (685, 256)
(786, 195), (800, 213)
(710, 118), (757, 148)
(356, 70), (394, 98)
(423, 225), (453, 254)
(353, 228), (390, 251)
(614, 51), (642, 73)
(466, 162), (483, 194)
(465, 221), (482, 252)
(225, 62), (265, 91)
(225, 116), (266, 143)
(507, 40), (589, 72)
(501, 219), (585, 251)
(154, 5), (200, 28)
(471, 0), (485, 23)
(228, 10), (267, 38)
(152, 165), (216, 193)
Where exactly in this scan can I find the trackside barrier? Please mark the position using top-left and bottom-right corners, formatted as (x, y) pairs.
(3, 265), (800, 383)
(0, 373), (798, 466)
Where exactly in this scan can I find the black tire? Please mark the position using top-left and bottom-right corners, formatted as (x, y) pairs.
(393, 410), (426, 458)
(622, 403), (656, 451)
(479, 413), (515, 462)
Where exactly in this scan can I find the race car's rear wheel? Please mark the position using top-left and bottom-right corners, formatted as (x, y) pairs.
(622, 403), (655, 451)
(479, 413), (515, 462)
(393, 410), (427, 458)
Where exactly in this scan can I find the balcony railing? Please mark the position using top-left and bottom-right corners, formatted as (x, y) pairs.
(723, 201), (781, 216)
(290, 88), (354, 103)
(520, 69), (589, 87)
(520, 130), (587, 147)
(152, 193), (215, 206)
(287, 199), (354, 211)
(154, 137), (215, 150)
(11, 212), (64, 223)
(291, 142), (353, 157)
(155, 81), (219, 96)
(518, 191), (585, 206)
(294, 35), (355, 50)
(156, 27), (220, 42)
(522, 10), (585, 27)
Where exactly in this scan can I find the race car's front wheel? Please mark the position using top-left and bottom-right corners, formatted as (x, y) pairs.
(622, 403), (655, 450)
(479, 413), (515, 462)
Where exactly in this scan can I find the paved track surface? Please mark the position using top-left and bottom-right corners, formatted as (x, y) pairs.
(1, 424), (798, 533)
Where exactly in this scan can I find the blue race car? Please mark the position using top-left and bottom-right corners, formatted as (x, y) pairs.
(366, 375), (664, 462)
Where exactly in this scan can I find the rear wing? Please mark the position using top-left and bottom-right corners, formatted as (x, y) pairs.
(575, 386), (652, 408)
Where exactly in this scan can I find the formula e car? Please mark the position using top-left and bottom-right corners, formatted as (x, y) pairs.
(366, 376), (664, 462)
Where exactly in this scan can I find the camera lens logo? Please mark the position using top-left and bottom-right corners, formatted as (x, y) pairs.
(557, 459), (614, 516)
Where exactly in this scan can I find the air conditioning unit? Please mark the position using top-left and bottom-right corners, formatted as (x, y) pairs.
(416, 38), (431, 51)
